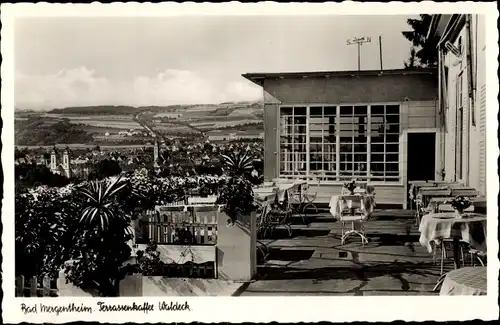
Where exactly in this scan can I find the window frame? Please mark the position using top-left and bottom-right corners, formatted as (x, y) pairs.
(277, 102), (402, 185)
(455, 71), (464, 181)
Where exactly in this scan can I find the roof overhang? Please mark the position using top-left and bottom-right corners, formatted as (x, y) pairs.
(426, 14), (466, 48)
(242, 68), (437, 86)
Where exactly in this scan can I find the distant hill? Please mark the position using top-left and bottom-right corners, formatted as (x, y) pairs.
(15, 118), (94, 146)
(45, 102), (263, 116)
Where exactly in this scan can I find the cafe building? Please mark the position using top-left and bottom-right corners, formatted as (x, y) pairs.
(243, 68), (439, 208)
(426, 14), (487, 198)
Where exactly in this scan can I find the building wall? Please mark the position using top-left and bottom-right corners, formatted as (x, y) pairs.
(401, 100), (441, 208)
(263, 103), (278, 181)
(262, 73), (437, 104)
(441, 15), (486, 196)
(473, 14), (487, 196)
(261, 71), (439, 206)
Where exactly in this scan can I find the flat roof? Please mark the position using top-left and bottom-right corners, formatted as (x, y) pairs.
(242, 68), (437, 86)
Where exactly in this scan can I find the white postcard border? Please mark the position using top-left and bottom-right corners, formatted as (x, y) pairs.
(2, 2), (499, 323)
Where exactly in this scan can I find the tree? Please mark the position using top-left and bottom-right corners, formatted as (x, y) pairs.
(91, 159), (122, 180)
(15, 163), (71, 190)
(404, 47), (418, 68)
(402, 14), (438, 68)
(15, 187), (78, 278)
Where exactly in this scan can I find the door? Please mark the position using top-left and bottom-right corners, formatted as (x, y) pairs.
(407, 132), (436, 206)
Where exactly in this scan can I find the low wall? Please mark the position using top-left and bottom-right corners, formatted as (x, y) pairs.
(135, 244), (216, 265)
(124, 277), (241, 296)
(57, 270), (94, 297)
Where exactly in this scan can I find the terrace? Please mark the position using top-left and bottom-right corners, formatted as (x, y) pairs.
(241, 209), (442, 296)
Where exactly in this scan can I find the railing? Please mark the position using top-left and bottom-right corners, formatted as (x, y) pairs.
(15, 275), (58, 297)
(162, 200), (186, 207)
(141, 205), (221, 245)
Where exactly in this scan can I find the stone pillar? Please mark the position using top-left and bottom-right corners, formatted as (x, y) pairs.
(216, 211), (257, 282)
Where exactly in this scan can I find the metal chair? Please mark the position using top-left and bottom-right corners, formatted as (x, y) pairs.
(469, 248), (486, 266)
(339, 194), (369, 246)
(432, 240), (468, 291)
(416, 187), (452, 225)
(301, 174), (321, 218)
(287, 185), (307, 224)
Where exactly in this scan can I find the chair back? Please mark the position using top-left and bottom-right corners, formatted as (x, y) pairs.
(366, 184), (376, 195)
(339, 194), (365, 219)
(439, 204), (474, 213)
(409, 180), (435, 187)
(451, 188), (479, 197)
(419, 187), (452, 197)
(341, 194), (364, 202)
(434, 181), (464, 189)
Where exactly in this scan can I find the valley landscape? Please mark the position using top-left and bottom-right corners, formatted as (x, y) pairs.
(15, 101), (264, 147)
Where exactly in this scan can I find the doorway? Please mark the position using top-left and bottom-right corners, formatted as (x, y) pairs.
(407, 132), (436, 207)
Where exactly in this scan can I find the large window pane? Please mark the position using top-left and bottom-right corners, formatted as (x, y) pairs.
(310, 106), (323, 116)
(307, 106), (337, 180)
(369, 104), (400, 182)
(279, 104), (400, 182)
(279, 106), (307, 179)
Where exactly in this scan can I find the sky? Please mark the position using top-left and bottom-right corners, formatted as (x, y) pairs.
(15, 15), (417, 110)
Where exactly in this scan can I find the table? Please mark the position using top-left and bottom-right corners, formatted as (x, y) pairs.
(253, 190), (276, 203)
(329, 194), (375, 220)
(440, 266), (487, 296)
(273, 181), (305, 202)
(419, 212), (487, 269)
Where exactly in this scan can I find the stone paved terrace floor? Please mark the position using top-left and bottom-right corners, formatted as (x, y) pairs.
(237, 209), (462, 296)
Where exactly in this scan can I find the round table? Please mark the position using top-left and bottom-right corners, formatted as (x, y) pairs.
(440, 266), (487, 295)
(419, 212), (487, 269)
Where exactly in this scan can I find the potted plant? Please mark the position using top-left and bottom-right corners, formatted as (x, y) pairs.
(216, 151), (257, 225)
(343, 179), (357, 195)
(450, 196), (472, 217)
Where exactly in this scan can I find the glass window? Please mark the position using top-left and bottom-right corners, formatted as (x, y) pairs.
(279, 104), (400, 182)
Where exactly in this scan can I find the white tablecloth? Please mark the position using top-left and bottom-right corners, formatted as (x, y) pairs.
(418, 212), (487, 254)
(329, 194), (375, 220)
(440, 267), (487, 296)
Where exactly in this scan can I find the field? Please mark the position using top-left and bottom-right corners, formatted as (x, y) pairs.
(15, 102), (264, 145)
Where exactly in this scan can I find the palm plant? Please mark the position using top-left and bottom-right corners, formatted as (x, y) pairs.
(217, 151), (257, 224)
(76, 175), (129, 232)
(66, 175), (135, 296)
(220, 151), (254, 177)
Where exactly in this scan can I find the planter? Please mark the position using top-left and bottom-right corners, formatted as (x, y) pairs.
(216, 210), (257, 282)
(454, 209), (465, 218)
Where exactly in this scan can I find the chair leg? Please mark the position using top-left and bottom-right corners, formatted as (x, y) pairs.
(433, 274), (447, 292)
(440, 244), (445, 275)
(341, 222), (345, 245)
(460, 246), (465, 268)
(432, 243), (437, 265)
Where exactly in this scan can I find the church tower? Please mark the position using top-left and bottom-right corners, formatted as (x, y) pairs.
(62, 148), (71, 178)
(50, 147), (57, 172)
(153, 140), (160, 169)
